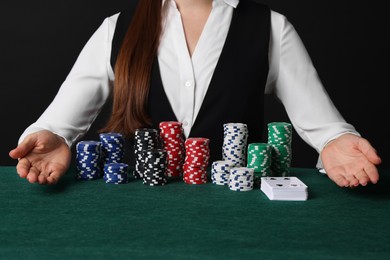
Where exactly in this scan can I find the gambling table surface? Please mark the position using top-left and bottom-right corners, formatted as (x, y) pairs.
(1, 166), (389, 259)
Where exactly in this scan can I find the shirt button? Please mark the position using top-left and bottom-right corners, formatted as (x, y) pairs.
(182, 120), (189, 126)
(185, 81), (192, 87)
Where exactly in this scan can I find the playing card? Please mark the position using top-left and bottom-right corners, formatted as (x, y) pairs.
(260, 176), (308, 201)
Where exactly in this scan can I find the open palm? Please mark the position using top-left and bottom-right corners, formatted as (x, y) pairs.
(321, 134), (381, 187)
(9, 130), (72, 185)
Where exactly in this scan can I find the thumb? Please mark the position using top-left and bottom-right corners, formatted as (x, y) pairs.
(9, 134), (38, 159)
(358, 138), (382, 165)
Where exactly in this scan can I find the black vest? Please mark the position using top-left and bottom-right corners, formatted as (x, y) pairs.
(111, 0), (270, 164)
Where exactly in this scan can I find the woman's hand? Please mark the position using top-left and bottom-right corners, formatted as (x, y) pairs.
(9, 130), (72, 185)
(321, 133), (382, 187)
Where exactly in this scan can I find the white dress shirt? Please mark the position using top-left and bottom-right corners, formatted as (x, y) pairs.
(18, 0), (358, 168)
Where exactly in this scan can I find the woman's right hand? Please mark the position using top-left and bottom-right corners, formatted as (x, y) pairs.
(9, 130), (72, 185)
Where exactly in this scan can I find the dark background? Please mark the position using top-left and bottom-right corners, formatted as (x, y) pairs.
(0, 0), (388, 169)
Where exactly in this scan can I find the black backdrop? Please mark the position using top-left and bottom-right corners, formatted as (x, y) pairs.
(0, 0), (388, 169)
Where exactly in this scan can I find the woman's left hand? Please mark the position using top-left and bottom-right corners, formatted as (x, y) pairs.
(321, 133), (382, 187)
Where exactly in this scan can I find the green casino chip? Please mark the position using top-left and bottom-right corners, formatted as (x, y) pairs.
(267, 122), (293, 177)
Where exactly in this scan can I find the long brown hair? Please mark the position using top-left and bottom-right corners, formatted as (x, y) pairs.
(101, 0), (162, 137)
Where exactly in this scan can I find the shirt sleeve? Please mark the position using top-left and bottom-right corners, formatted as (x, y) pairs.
(18, 14), (119, 147)
(266, 11), (360, 168)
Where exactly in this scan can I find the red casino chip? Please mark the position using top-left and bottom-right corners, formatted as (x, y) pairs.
(183, 137), (210, 184)
(159, 121), (186, 177)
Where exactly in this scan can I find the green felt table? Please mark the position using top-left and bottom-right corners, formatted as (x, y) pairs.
(0, 166), (389, 260)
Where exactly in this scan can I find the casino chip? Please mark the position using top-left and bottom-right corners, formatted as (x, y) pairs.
(75, 132), (127, 181)
(183, 137), (210, 184)
(222, 123), (248, 167)
(142, 149), (168, 186)
(133, 128), (161, 179)
(267, 122), (292, 177)
(159, 121), (185, 178)
(211, 160), (233, 185)
(76, 140), (102, 180)
(228, 167), (254, 192)
(99, 132), (125, 174)
(246, 143), (272, 177)
(103, 162), (129, 184)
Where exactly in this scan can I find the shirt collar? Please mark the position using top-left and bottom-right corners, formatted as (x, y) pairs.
(162, 0), (239, 8)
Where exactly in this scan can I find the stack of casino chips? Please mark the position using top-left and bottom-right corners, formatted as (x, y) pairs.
(228, 167), (254, 192)
(159, 121), (185, 177)
(99, 132), (125, 172)
(76, 141), (102, 180)
(142, 149), (168, 186)
(183, 137), (210, 184)
(211, 160), (233, 185)
(267, 122), (293, 177)
(103, 163), (129, 184)
(222, 123), (248, 167)
(133, 128), (160, 179)
(246, 143), (272, 177)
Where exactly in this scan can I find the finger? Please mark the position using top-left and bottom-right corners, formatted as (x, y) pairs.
(26, 166), (40, 183)
(343, 173), (359, 187)
(329, 167), (359, 187)
(16, 158), (32, 178)
(327, 168), (350, 187)
(37, 169), (51, 185)
(46, 170), (64, 185)
(38, 177), (48, 185)
(353, 170), (370, 186)
(47, 165), (69, 185)
(364, 163), (380, 184)
(9, 136), (38, 160)
(358, 138), (382, 165)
